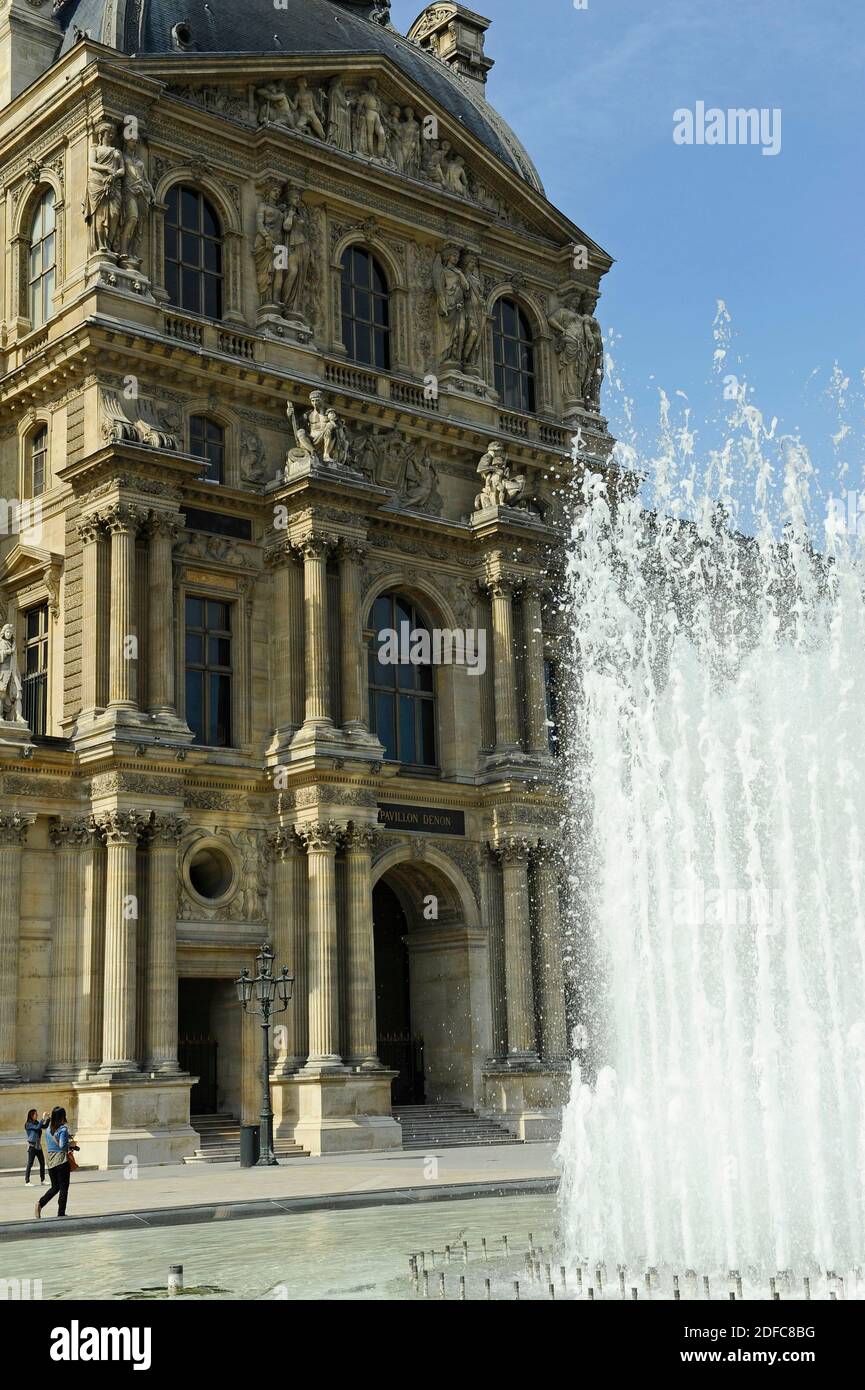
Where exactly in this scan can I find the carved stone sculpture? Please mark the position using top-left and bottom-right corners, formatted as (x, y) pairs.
(474, 442), (527, 511)
(432, 245), (485, 375)
(254, 181), (286, 307)
(548, 291), (590, 406)
(399, 444), (440, 514)
(239, 428), (268, 485)
(280, 188), (312, 316)
(286, 391), (357, 474)
(256, 81), (297, 128)
(292, 77), (327, 140)
(117, 131), (156, 266)
(0, 624), (26, 724)
(83, 119), (125, 255)
(354, 79), (388, 160)
(327, 75), (354, 152)
(580, 291), (605, 410)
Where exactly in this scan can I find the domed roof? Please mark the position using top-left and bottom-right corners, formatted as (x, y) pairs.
(56, 0), (544, 192)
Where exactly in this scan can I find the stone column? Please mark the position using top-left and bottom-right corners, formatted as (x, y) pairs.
(523, 583), (550, 755)
(497, 837), (538, 1061)
(98, 811), (143, 1074)
(301, 538), (334, 732)
(483, 847), (508, 1058)
(489, 579), (521, 753)
(269, 829), (308, 1072)
(268, 548), (299, 741)
(0, 813), (34, 1082)
(145, 815), (186, 1073)
(534, 844), (568, 1061)
(298, 822), (342, 1070)
(47, 818), (91, 1080)
(147, 513), (184, 717)
(338, 542), (368, 735)
(344, 825), (379, 1067)
(105, 504), (143, 712)
(77, 515), (106, 716)
(77, 821), (106, 1075)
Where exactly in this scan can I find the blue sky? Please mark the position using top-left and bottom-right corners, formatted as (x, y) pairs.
(391, 0), (865, 504)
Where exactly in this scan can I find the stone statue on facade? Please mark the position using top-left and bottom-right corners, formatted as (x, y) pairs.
(354, 80), (388, 160)
(292, 77), (327, 140)
(254, 181), (287, 306)
(280, 188), (312, 316)
(580, 291), (605, 409)
(400, 106), (423, 177)
(473, 442), (528, 512)
(117, 131), (156, 266)
(399, 444), (440, 514)
(285, 391), (357, 475)
(0, 624), (25, 724)
(548, 290), (590, 407)
(432, 245), (485, 376)
(83, 119), (125, 255)
(326, 75), (354, 151)
(256, 81), (297, 127)
(240, 428), (268, 485)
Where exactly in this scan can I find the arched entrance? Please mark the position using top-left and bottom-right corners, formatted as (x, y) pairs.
(372, 848), (491, 1111)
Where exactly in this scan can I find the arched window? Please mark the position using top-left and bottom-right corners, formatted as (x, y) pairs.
(28, 425), (48, 498)
(341, 246), (390, 370)
(189, 416), (225, 484)
(368, 593), (436, 768)
(165, 185), (223, 319)
(493, 298), (536, 413)
(28, 189), (56, 328)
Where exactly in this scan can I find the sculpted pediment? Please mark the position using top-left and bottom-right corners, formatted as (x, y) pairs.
(0, 542), (63, 617)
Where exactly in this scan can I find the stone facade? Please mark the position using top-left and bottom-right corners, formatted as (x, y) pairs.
(0, 2), (614, 1165)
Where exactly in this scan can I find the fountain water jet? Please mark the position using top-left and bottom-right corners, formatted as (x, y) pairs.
(557, 384), (865, 1282)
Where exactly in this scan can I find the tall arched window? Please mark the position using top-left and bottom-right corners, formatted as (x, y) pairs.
(368, 593), (436, 768)
(189, 416), (225, 484)
(28, 425), (48, 498)
(341, 246), (390, 370)
(493, 298), (536, 412)
(28, 189), (56, 328)
(165, 185), (223, 319)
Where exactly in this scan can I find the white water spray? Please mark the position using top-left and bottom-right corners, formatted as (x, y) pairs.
(557, 370), (865, 1278)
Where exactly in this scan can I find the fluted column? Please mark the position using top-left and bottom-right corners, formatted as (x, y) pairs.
(298, 822), (343, 1070)
(269, 828), (308, 1072)
(534, 844), (568, 1061)
(301, 537), (334, 732)
(483, 847), (508, 1059)
(523, 583), (550, 755)
(145, 814), (186, 1072)
(106, 504), (143, 711)
(344, 825), (379, 1067)
(77, 515), (106, 717)
(339, 542), (368, 735)
(98, 810), (143, 1074)
(77, 821), (106, 1075)
(496, 837), (538, 1061)
(489, 579), (521, 752)
(147, 513), (184, 717)
(0, 813), (35, 1082)
(267, 548), (304, 740)
(47, 818), (91, 1080)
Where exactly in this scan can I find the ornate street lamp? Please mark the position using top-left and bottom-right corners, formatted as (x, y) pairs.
(235, 942), (294, 1165)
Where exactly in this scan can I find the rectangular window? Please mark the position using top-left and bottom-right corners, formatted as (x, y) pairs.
(185, 596), (232, 746)
(22, 603), (49, 736)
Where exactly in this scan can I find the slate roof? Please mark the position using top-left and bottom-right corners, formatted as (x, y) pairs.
(56, 0), (544, 192)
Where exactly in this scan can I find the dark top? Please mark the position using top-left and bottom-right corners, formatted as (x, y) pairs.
(25, 1117), (49, 1148)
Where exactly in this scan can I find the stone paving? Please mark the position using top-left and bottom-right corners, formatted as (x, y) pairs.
(0, 1143), (558, 1237)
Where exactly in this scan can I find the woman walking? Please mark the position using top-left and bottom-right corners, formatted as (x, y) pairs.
(24, 1109), (49, 1186)
(36, 1107), (78, 1219)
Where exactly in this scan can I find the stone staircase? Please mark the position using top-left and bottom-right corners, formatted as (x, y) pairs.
(184, 1114), (308, 1164)
(393, 1104), (523, 1150)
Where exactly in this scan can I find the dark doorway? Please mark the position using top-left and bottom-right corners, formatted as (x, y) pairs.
(178, 979), (219, 1113)
(373, 880), (424, 1105)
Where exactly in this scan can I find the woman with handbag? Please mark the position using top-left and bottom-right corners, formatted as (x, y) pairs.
(24, 1109), (49, 1185)
(35, 1107), (78, 1219)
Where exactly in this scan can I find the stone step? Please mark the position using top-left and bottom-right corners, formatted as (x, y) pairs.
(391, 1104), (521, 1149)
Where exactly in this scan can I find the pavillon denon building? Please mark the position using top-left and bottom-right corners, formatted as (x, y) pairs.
(0, 0), (613, 1164)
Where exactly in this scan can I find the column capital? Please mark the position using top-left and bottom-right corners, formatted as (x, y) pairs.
(102, 502), (146, 536)
(263, 541), (297, 571)
(338, 539), (369, 564)
(146, 510), (186, 543)
(267, 827), (303, 861)
(533, 837), (562, 866)
(490, 834), (538, 865)
(344, 823), (378, 854)
(76, 513), (107, 545)
(49, 817), (93, 851)
(297, 534), (337, 563)
(147, 813), (188, 846)
(296, 820), (344, 853)
(0, 812), (36, 847)
(485, 576), (516, 600)
(94, 809), (146, 846)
